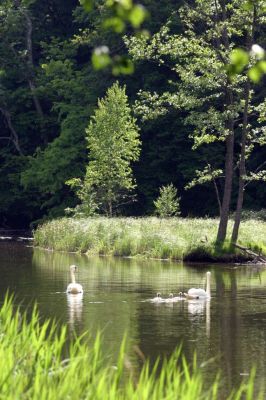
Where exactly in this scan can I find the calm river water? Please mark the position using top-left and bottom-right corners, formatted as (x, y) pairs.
(1, 241), (266, 395)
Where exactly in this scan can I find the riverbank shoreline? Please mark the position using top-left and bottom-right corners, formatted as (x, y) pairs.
(33, 217), (266, 264)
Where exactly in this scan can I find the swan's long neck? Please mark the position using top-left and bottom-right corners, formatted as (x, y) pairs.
(206, 272), (211, 297)
(71, 270), (76, 284)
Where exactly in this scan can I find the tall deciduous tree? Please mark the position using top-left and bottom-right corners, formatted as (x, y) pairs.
(82, 82), (141, 216)
(126, 0), (266, 243)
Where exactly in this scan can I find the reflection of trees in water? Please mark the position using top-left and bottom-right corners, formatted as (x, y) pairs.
(31, 249), (266, 394)
(214, 270), (246, 392)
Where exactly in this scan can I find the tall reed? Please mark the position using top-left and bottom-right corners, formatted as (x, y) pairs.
(34, 217), (266, 261)
(0, 295), (263, 399)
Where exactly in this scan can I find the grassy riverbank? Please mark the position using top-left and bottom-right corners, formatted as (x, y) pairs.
(34, 217), (266, 262)
(0, 294), (263, 399)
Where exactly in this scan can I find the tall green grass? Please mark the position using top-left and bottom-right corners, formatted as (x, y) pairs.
(34, 217), (266, 261)
(0, 294), (263, 399)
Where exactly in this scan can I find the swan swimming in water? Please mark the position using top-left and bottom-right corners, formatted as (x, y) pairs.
(183, 271), (211, 300)
(67, 265), (83, 294)
(164, 292), (184, 303)
(150, 292), (164, 303)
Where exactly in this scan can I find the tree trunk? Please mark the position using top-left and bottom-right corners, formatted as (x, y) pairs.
(215, 0), (235, 243)
(216, 121), (234, 242)
(14, 0), (46, 142)
(108, 200), (113, 217)
(23, 5), (44, 119)
(231, 80), (250, 243)
(207, 164), (222, 215)
(0, 107), (23, 155)
(231, 6), (256, 243)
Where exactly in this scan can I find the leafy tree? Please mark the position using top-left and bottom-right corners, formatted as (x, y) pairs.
(65, 178), (99, 217)
(76, 82), (141, 216)
(154, 183), (180, 217)
(126, 0), (266, 242)
(0, 0), (265, 229)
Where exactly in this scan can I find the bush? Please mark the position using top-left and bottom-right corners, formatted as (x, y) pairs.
(154, 184), (181, 217)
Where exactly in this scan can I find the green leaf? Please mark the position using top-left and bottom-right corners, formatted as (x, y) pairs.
(248, 65), (262, 83)
(248, 59), (266, 82)
(128, 5), (147, 28)
(230, 49), (249, 72)
(116, 0), (132, 10)
(227, 48), (249, 78)
(106, 0), (132, 13)
(103, 17), (125, 33)
(242, 0), (254, 11)
(257, 60), (266, 73)
(79, 0), (94, 12)
(92, 47), (111, 70)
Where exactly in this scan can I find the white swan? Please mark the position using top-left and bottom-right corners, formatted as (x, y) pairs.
(150, 292), (164, 303)
(184, 271), (211, 300)
(165, 292), (184, 303)
(67, 265), (83, 294)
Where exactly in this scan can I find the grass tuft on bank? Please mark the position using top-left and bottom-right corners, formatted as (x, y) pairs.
(0, 294), (263, 399)
(34, 217), (266, 262)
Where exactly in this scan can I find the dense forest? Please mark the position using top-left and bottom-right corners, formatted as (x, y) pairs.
(0, 0), (265, 229)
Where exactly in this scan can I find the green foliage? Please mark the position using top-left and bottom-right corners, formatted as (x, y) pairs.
(1, 294), (264, 399)
(127, 2), (265, 149)
(20, 35), (112, 221)
(127, 0), (266, 241)
(82, 82), (141, 215)
(231, 208), (266, 221)
(0, 0), (265, 228)
(154, 184), (180, 217)
(34, 216), (266, 261)
(228, 48), (250, 75)
(185, 165), (223, 189)
(79, 0), (94, 12)
(228, 45), (266, 82)
(81, 0), (149, 73)
(65, 178), (99, 217)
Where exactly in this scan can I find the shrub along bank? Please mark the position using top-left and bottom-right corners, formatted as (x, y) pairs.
(34, 217), (266, 262)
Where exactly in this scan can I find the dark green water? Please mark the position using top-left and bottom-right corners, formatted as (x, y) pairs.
(1, 242), (266, 395)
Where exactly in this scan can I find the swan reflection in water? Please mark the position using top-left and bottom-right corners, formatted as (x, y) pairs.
(67, 292), (83, 331)
(187, 298), (211, 338)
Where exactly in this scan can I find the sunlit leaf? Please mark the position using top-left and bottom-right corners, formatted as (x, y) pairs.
(103, 17), (125, 33)
(106, 0), (132, 11)
(242, 0), (254, 11)
(257, 60), (266, 72)
(117, 0), (132, 10)
(230, 49), (249, 71)
(227, 48), (249, 78)
(248, 66), (262, 83)
(128, 5), (147, 28)
(79, 0), (94, 12)
(92, 47), (111, 70)
(248, 61), (266, 83)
